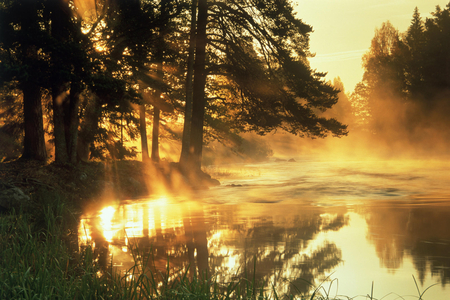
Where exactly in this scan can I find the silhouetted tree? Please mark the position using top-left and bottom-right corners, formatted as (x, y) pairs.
(179, 0), (197, 166)
(420, 4), (450, 106)
(351, 4), (450, 151)
(187, 0), (208, 171)
(183, 0), (348, 171)
(350, 21), (406, 135)
(100, 0), (183, 162)
(322, 77), (355, 130)
(0, 86), (23, 161)
(404, 7), (426, 101)
(0, 1), (48, 161)
(2, 0), (348, 166)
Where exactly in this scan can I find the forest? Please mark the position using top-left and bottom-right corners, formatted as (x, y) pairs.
(0, 0), (348, 173)
(348, 3), (450, 156)
(2, 1), (450, 299)
(1, 0), (450, 188)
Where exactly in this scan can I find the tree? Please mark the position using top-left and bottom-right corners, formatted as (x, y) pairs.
(0, 0), (48, 161)
(183, 0), (347, 171)
(349, 5), (450, 152)
(2, 0), (348, 167)
(179, 0), (197, 167)
(187, 0), (208, 171)
(421, 4), (450, 106)
(100, 0), (182, 162)
(322, 77), (355, 130)
(351, 21), (406, 134)
(1, 0), (113, 164)
(404, 7), (425, 101)
(48, 0), (72, 164)
(0, 86), (23, 161)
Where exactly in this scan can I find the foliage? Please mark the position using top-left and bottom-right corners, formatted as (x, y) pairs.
(0, 85), (23, 161)
(1, 0), (348, 165)
(204, 0), (348, 138)
(350, 3), (450, 148)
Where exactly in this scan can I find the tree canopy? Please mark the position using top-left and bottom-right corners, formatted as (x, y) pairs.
(0, 0), (347, 167)
(350, 3), (450, 152)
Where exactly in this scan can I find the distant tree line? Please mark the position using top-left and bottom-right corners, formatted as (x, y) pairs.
(350, 3), (450, 148)
(0, 0), (347, 170)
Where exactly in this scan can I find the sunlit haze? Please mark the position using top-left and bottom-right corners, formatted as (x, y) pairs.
(295, 0), (450, 91)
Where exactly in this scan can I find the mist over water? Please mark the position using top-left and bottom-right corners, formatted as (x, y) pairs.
(79, 153), (450, 299)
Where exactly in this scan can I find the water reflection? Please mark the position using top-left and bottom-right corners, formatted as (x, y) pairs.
(79, 199), (347, 295)
(364, 201), (450, 286)
(78, 159), (450, 298)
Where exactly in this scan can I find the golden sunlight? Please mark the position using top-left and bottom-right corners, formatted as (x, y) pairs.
(99, 206), (116, 242)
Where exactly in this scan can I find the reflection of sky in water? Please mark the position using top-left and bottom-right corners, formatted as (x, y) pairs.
(79, 158), (450, 299)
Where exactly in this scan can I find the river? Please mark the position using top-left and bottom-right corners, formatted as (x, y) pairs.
(78, 157), (450, 299)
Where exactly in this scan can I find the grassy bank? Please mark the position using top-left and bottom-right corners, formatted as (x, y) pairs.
(0, 190), (436, 300)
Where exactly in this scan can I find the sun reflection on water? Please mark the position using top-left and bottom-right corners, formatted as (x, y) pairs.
(77, 159), (450, 298)
(99, 206), (116, 242)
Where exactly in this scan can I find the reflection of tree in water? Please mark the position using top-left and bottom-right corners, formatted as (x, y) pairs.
(209, 211), (348, 295)
(364, 204), (450, 286)
(407, 207), (450, 286)
(287, 242), (341, 295)
(364, 206), (408, 270)
(80, 202), (348, 295)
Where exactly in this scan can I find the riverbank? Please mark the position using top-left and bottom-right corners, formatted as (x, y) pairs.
(0, 159), (220, 213)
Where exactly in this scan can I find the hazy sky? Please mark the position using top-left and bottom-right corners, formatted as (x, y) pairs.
(294, 0), (450, 92)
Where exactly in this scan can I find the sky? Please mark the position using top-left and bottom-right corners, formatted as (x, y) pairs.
(294, 0), (450, 93)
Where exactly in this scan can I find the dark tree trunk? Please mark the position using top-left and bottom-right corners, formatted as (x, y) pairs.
(188, 0), (208, 171)
(150, 0), (168, 163)
(65, 81), (81, 164)
(151, 106), (160, 162)
(21, 83), (47, 161)
(50, 0), (71, 165)
(139, 103), (150, 162)
(52, 85), (69, 164)
(20, 2), (47, 161)
(77, 97), (101, 162)
(179, 0), (198, 167)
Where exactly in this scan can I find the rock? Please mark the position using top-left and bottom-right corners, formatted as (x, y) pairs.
(288, 158), (296, 162)
(275, 158), (286, 162)
(79, 172), (88, 181)
(0, 182), (33, 212)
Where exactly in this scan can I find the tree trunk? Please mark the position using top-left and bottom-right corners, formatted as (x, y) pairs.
(20, 3), (47, 161)
(65, 81), (81, 164)
(139, 103), (150, 162)
(52, 85), (69, 164)
(179, 0), (198, 167)
(66, 17), (84, 165)
(151, 106), (160, 162)
(188, 0), (208, 171)
(77, 97), (101, 162)
(21, 83), (47, 161)
(50, 0), (71, 165)
(150, 0), (168, 163)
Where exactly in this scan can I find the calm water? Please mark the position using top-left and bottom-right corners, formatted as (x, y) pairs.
(78, 157), (450, 299)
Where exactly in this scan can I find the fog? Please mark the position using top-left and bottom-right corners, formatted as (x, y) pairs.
(233, 84), (450, 163)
